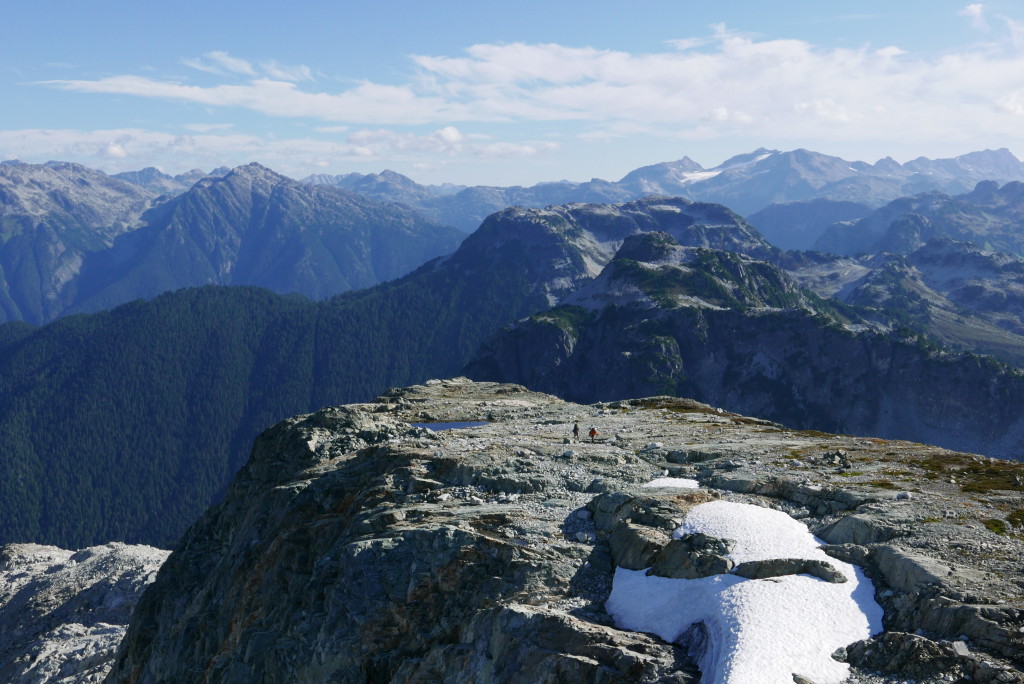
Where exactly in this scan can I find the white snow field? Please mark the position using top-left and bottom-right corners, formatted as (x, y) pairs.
(606, 500), (883, 684)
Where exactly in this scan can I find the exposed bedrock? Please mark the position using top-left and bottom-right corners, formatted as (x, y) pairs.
(98, 381), (1022, 683)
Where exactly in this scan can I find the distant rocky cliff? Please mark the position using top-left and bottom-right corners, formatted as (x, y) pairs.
(103, 379), (1023, 683)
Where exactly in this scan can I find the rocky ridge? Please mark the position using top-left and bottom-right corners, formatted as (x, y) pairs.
(813, 181), (1024, 258)
(112, 167), (229, 196)
(106, 379), (1023, 683)
(0, 161), (464, 324)
(0, 162), (159, 323)
(0, 543), (168, 683)
(67, 163), (464, 316)
(784, 237), (1024, 364)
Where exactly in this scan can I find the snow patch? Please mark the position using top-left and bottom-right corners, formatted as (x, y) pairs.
(679, 170), (723, 184)
(643, 477), (700, 489)
(606, 500), (883, 684)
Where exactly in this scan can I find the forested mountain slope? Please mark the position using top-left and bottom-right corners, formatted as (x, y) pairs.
(0, 196), (775, 548)
(0, 162), (463, 324)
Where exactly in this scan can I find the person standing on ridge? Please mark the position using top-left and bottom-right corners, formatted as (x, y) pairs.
(573, 422), (580, 442)
(589, 427), (598, 443)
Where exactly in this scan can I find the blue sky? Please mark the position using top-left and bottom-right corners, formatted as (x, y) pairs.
(3, 1), (1024, 185)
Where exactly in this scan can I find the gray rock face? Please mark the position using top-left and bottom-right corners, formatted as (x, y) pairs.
(0, 542), (168, 684)
(648, 533), (735, 580)
(104, 380), (1023, 683)
(731, 557), (846, 583)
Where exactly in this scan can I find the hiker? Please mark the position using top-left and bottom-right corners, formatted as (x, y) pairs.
(573, 422), (580, 442)
(589, 426), (598, 443)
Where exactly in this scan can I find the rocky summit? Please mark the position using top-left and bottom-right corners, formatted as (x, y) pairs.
(98, 379), (1024, 683)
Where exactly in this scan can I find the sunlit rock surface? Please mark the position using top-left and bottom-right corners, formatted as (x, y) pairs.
(104, 380), (1023, 683)
(0, 543), (168, 684)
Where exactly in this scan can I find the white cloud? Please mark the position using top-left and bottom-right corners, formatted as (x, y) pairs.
(434, 125), (463, 144)
(960, 4), (989, 31)
(28, 28), (1024, 156)
(260, 60), (313, 82)
(183, 123), (234, 132)
(0, 126), (559, 177)
(997, 92), (1024, 115)
(100, 142), (127, 158)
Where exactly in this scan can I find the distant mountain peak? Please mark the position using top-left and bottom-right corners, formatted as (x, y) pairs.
(613, 230), (682, 263)
(227, 161), (283, 179)
(716, 148), (779, 169)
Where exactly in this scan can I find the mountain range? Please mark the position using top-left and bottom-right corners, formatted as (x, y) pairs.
(5, 148), (1023, 327)
(306, 147), (1024, 232)
(3, 147), (1024, 684)
(0, 161), (462, 324)
(6, 193), (1024, 549)
(814, 180), (1024, 256)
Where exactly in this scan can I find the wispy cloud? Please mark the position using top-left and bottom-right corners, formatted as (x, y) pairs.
(181, 51), (312, 81)
(1004, 16), (1024, 49)
(182, 51), (256, 76)
(345, 125), (556, 158)
(0, 125), (558, 176)
(30, 27), (1024, 154)
(260, 60), (313, 82)
(960, 4), (989, 31)
(42, 75), (449, 124)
